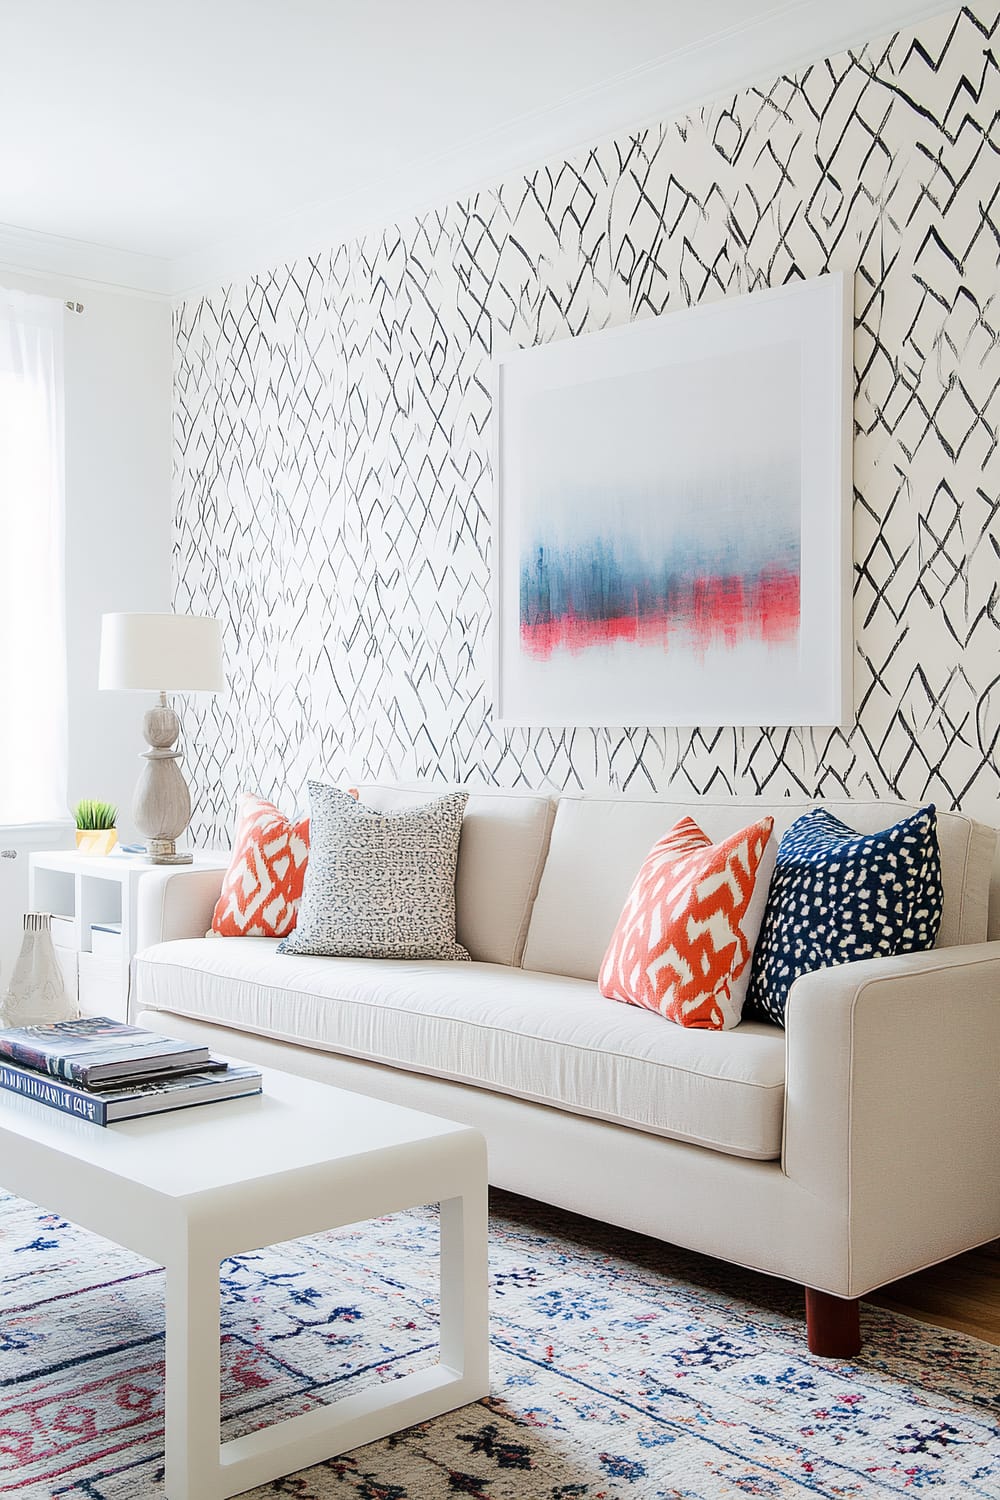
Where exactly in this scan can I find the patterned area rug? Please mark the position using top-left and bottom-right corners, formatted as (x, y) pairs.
(2, 1188), (997, 1499)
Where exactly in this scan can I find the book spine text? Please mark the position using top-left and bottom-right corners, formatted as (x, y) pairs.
(0, 1064), (106, 1124)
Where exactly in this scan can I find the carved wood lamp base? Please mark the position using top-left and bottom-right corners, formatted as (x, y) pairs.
(133, 695), (195, 865)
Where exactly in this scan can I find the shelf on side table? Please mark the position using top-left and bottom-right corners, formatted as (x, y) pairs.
(27, 850), (230, 1025)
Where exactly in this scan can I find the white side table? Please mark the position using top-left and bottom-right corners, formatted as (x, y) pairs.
(0, 1064), (489, 1500)
(28, 850), (230, 1023)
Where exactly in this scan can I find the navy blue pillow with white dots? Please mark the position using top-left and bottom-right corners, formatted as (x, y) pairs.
(745, 805), (944, 1026)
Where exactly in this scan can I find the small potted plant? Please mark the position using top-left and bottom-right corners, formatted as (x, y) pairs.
(75, 799), (118, 856)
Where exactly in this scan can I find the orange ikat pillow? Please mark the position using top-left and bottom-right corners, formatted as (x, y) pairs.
(598, 814), (775, 1030)
(210, 795), (311, 938)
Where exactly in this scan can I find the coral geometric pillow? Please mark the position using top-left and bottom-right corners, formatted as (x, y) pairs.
(210, 795), (310, 938)
(598, 815), (776, 1030)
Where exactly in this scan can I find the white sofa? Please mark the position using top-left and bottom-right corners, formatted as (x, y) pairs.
(134, 785), (1000, 1356)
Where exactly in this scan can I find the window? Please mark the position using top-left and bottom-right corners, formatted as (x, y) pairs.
(0, 289), (67, 823)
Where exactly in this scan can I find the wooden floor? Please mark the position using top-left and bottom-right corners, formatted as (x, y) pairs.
(869, 1239), (1000, 1344)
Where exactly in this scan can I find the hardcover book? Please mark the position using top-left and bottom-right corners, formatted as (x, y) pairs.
(0, 1060), (262, 1124)
(0, 1016), (211, 1087)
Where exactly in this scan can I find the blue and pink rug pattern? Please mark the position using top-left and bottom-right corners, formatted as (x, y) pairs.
(1, 1189), (997, 1498)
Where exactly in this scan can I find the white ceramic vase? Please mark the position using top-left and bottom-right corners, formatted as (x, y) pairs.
(1, 913), (79, 1027)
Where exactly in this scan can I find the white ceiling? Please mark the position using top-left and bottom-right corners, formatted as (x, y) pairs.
(0, 0), (950, 297)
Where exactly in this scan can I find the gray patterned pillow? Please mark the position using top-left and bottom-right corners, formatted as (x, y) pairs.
(277, 784), (470, 960)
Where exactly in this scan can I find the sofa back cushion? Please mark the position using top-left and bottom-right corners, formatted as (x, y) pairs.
(522, 796), (996, 981)
(356, 784), (555, 967)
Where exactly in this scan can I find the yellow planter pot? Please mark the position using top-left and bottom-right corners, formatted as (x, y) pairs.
(75, 828), (118, 856)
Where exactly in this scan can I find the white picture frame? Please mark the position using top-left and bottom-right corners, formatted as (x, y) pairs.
(491, 271), (852, 728)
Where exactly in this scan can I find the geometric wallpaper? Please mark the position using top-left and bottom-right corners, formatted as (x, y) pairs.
(173, 3), (1000, 848)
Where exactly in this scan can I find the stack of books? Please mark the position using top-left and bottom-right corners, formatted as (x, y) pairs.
(0, 1016), (262, 1125)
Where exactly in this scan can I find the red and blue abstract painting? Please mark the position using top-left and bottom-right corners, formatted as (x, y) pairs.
(519, 346), (801, 663)
(495, 273), (849, 728)
(504, 332), (806, 724)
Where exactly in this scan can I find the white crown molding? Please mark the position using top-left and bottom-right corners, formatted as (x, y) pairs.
(0, 0), (954, 301)
(167, 0), (954, 299)
(0, 222), (171, 299)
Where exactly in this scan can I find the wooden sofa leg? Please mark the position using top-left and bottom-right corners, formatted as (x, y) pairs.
(805, 1288), (861, 1357)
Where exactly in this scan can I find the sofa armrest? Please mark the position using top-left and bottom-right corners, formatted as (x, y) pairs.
(783, 942), (1000, 1294)
(135, 866), (227, 949)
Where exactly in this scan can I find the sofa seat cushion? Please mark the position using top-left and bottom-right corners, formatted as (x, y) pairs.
(136, 938), (786, 1159)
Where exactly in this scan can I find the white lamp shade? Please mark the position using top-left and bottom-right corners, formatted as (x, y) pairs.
(99, 612), (224, 693)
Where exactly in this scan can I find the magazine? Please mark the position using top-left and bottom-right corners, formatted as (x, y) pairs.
(0, 1016), (211, 1086)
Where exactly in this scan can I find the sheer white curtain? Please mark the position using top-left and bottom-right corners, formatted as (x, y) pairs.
(0, 289), (67, 824)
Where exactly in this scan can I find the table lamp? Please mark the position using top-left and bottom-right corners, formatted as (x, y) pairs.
(99, 612), (224, 864)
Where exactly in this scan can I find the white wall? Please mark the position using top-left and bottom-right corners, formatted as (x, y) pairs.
(0, 269), (171, 977)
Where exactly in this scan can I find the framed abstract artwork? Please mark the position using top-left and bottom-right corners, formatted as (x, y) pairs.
(491, 272), (852, 727)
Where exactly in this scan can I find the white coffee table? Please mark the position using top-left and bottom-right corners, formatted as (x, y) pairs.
(0, 1065), (489, 1499)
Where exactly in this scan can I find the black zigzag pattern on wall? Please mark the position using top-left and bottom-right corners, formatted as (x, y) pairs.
(173, 4), (1000, 847)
